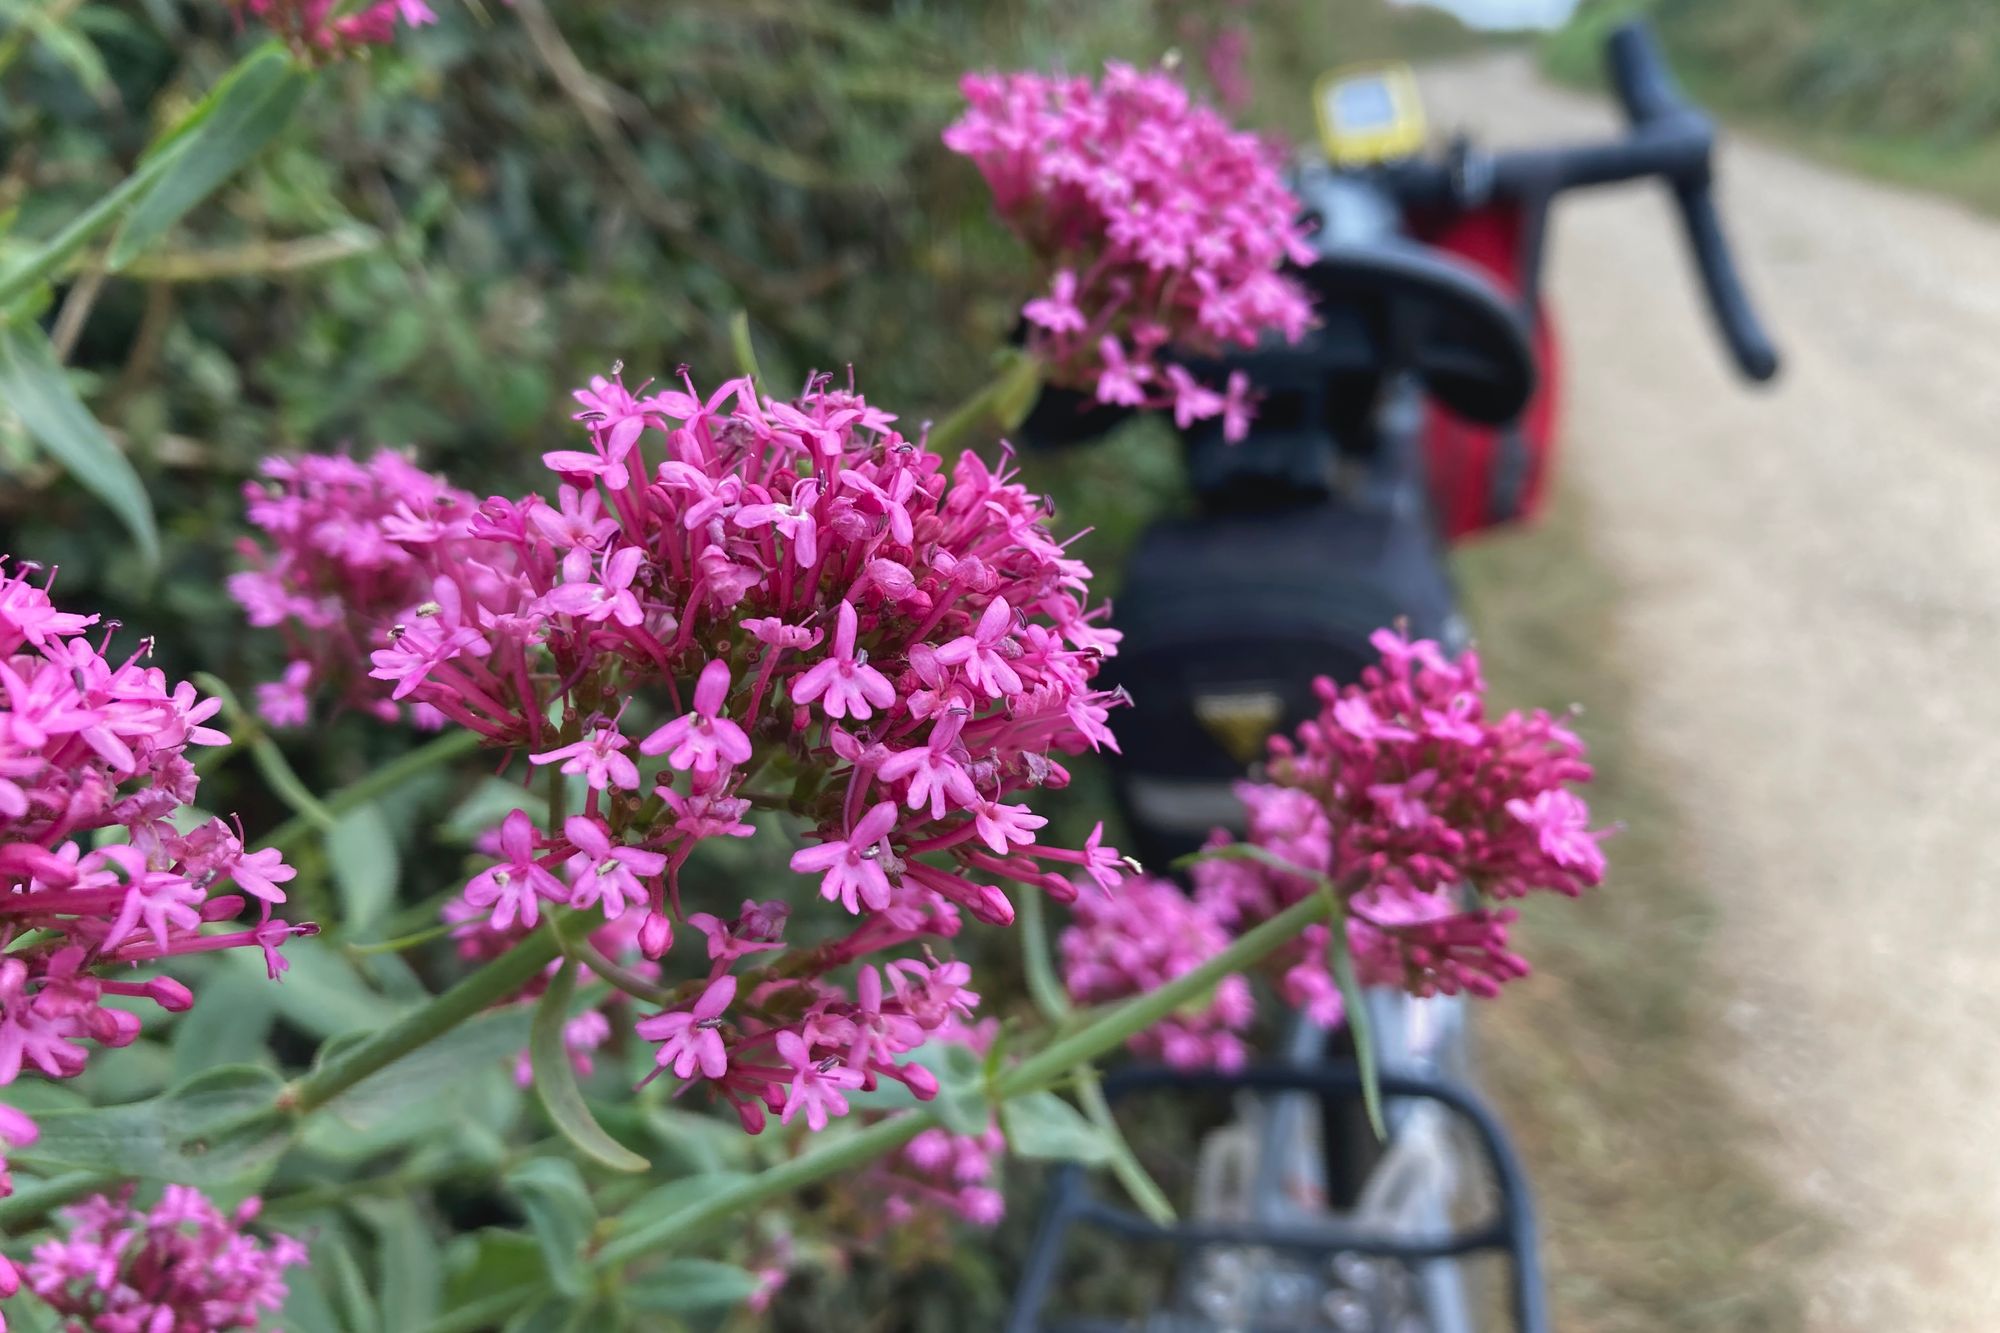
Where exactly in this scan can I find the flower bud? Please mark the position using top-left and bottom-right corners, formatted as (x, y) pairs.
(639, 911), (674, 959)
(145, 977), (194, 1012)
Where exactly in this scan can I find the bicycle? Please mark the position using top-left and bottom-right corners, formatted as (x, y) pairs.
(1006, 21), (1777, 1333)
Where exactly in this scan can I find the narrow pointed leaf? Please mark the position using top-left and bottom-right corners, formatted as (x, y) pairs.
(504, 1158), (595, 1301)
(529, 958), (648, 1173)
(0, 320), (157, 565)
(107, 47), (309, 270)
(1326, 903), (1386, 1140)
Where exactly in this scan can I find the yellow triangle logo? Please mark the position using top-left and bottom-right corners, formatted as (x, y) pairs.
(1193, 690), (1284, 765)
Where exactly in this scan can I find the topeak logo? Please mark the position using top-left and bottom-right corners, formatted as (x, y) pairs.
(1193, 689), (1284, 765)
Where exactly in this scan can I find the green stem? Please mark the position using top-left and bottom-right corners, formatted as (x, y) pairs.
(727, 309), (763, 384)
(256, 729), (483, 855)
(926, 351), (1042, 453)
(0, 1170), (115, 1232)
(1015, 888), (1071, 1025)
(197, 674), (335, 830)
(0, 171), (153, 314)
(593, 890), (1333, 1266)
(551, 913), (673, 1006)
(594, 1110), (929, 1269)
(1325, 895), (1386, 1140)
(345, 920), (457, 957)
(283, 926), (560, 1116)
(1074, 1063), (1175, 1226)
(1000, 890), (1332, 1098)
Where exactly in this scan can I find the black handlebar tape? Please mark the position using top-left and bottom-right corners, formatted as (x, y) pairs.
(1607, 20), (1685, 125)
(1606, 20), (1781, 381)
(1676, 179), (1780, 380)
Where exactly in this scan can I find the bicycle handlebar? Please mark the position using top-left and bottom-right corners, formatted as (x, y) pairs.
(1374, 20), (1779, 383)
(1605, 21), (1779, 381)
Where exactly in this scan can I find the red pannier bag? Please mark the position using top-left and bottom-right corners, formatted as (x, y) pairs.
(1408, 201), (1562, 544)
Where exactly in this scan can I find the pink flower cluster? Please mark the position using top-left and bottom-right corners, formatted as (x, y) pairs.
(1061, 873), (1253, 1070)
(236, 0), (435, 56)
(1066, 630), (1603, 1062)
(943, 62), (1314, 439)
(12, 1186), (302, 1332)
(0, 565), (311, 1199)
(230, 449), (507, 730)
(244, 368), (1130, 1134)
(858, 1019), (1007, 1240)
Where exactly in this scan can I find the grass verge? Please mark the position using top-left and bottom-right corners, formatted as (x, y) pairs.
(1544, 0), (2000, 216)
(1453, 486), (1826, 1332)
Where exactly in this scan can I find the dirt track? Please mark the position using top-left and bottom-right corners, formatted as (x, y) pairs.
(1417, 53), (2000, 1333)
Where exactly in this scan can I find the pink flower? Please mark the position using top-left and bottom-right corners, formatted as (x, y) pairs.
(1165, 363), (1226, 428)
(532, 725), (641, 791)
(1023, 270), (1087, 335)
(687, 902), (788, 964)
(790, 801), (900, 914)
(1094, 337), (1152, 407)
(877, 708), (979, 820)
(972, 800), (1046, 855)
(933, 597), (1022, 699)
(463, 809), (566, 931)
(255, 660), (314, 729)
(637, 975), (736, 1082)
(733, 479), (820, 567)
(23, 1185), (302, 1328)
(789, 601), (896, 721)
(640, 660), (752, 776)
(562, 815), (666, 919)
(543, 545), (647, 627)
(1506, 789), (1606, 882)
(776, 1030), (865, 1131)
(368, 579), (491, 701)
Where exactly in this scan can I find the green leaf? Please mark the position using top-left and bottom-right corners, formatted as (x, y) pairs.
(443, 1228), (547, 1310)
(911, 1039), (988, 1137)
(612, 1170), (753, 1242)
(229, 935), (411, 1039)
(529, 958), (648, 1173)
(501, 1300), (586, 1333)
(279, 1209), (364, 1333)
(324, 1220), (382, 1333)
(168, 964), (278, 1080)
(107, 49), (310, 270)
(642, 1106), (756, 1175)
(314, 1004), (532, 1133)
(326, 800), (399, 933)
(1327, 906), (1387, 1141)
(353, 1198), (443, 1330)
(999, 1091), (1114, 1165)
(16, 1065), (285, 1185)
(0, 320), (157, 565)
(624, 1258), (760, 1314)
(277, 1263), (346, 1333)
(504, 1158), (596, 1301)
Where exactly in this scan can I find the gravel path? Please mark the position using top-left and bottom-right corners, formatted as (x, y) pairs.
(1417, 53), (2000, 1333)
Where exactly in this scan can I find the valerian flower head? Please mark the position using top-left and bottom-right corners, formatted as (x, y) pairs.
(22, 1185), (303, 1331)
(0, 563), (311, 1115)
(245, 366), (1129, 1136)
(235, 0), (436, 59)
(1063, 629), (1603, 1064)
(944, 62), (1314, 438)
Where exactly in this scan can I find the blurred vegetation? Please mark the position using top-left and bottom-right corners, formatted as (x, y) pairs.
(0, 2), (1507, 1328)
(1548, 0), (2000, 212)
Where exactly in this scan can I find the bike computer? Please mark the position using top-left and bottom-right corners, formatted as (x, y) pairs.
(1315, 63), (1426, 166)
